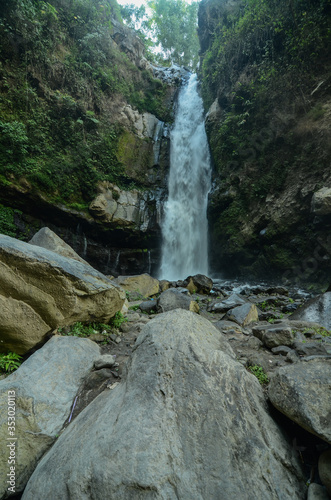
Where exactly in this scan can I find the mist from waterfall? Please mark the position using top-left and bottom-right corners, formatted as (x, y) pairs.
(159, 73), (211, 281)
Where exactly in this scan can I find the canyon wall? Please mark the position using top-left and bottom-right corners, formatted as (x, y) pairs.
(198, 0), (331, 287)
(0, 0), (186, 275)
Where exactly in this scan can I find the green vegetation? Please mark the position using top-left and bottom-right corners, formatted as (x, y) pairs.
(146, 0), (200, 68)
(0, 352), (22, 373)
(59, 322), (112, 338)
(109, 311), (127, 328)
(200, 0), (331, 278)
(247, 364), (269, 385)
(200, 0), (330, 111)
(0, 204), (22, 237)
(121, 0), (200, 69)
(0, 0), (170, 207)
(128, 304), (140, 311)
(301, 326), (330, 338)
(59, 313), (127, 339)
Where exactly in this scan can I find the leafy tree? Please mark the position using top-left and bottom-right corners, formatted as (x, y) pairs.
(146, 0), (200, 69)
(120, 3), (147, 29)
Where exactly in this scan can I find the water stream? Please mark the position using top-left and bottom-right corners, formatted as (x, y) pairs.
(159, 74), (211, 280)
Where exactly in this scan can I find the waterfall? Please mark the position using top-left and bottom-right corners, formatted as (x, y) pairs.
(147, 250), (151, 274)
(115, 250), (121, 273)
(153, 120), (164, 164)
(82, 234), (87, 260)
(159, 74), (211, 281)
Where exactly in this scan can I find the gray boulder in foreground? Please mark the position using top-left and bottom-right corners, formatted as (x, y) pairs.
(23, 310), (305, 500)
(268, 359), (331, 444)
(0, 234), (125, 354)
(0, 336), (100, 499)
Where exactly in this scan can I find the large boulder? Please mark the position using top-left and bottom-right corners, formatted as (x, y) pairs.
(116, 273), (160, 297)
(158, 288), (199, 313)
(184, 274), (213, 294)
(22, 310), (305, 499)
(0, 234), (125, 354)
(289, 293), (331, 330)
(29, 227), (88, 265)
(268, 359), (331, 444)
(227, 303), (259, 326)
(207, 293), (247, 313)
(0, 336), (100, 499)
(253, 323), (295, 348)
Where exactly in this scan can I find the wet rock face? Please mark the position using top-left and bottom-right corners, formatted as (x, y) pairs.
(152, 64), (190, 86)
(89, 181), (163, 233)
(1, 187), (165, 276)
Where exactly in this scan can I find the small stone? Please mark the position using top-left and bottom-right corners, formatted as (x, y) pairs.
(94, 355), (116, 370)
(293, 341), (328, 357)
(115, 336), (122, 344)
(302, 329), (316, 338)
(89, 333), (106, 343)
(286, 351), (301, 363)
(107, 381), (120, 390)
(227, 303), (258, 326)
(159, 280), (171, 292)
(208, 294), (247, 313)
(128, 312), (141, 322)
(138, 316), (150, 324)
(294, 331), (306, 342)
(271, 346), (293, 356)
(139, 300), (157, 314)
(246, 337), (263, 349)
(184, 274), (213, 294)
(307, 483), (330, 500)
(252, 324), (294, 348)
(266, 286), (289, 296)
(318, 449), (331, 496)
(120, 323), (131, 333)
(281, 303), (298, 313)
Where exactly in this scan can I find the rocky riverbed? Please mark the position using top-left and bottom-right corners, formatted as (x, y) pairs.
(0, 230), (330, 499)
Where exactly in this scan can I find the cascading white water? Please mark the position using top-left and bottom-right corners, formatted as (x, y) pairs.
(159, 73), (211, 280)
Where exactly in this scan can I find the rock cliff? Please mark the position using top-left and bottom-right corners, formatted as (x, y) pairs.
(0, 0), (187, 275)
(198, 0), (331, 287)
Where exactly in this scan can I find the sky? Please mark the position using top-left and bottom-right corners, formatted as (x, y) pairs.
(117, 0), (196, 6)
(117, 0), (146, 6)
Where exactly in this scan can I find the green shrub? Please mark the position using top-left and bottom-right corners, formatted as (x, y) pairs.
(109, 311), (127, 328)
(0, 352), (22, 373)
(0, 204), (21, 237)
(247, 365), (269, 385)
(59, 317), (126, 338)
